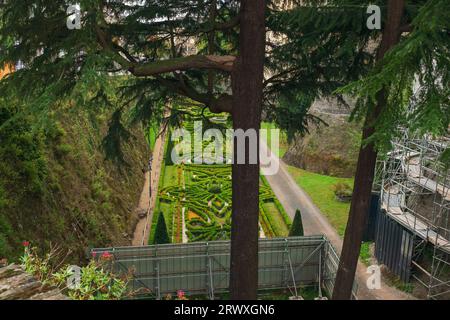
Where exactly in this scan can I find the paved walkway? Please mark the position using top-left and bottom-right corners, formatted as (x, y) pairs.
(260, 141), (414, 300)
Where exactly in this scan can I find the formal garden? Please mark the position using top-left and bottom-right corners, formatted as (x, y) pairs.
(149, 111), (292, 244)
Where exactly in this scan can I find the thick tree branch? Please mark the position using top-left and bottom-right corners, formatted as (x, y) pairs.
(95, 26), (235, 76)
(94, 15), (235, 113)
(130, 55), (235, 76)
(209, 94), (233, 114)
(154, 76), (233, 114)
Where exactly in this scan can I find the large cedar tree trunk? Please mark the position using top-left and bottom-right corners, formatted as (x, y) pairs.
(229, 0), (266, 300)
(332, 0), (406, 300)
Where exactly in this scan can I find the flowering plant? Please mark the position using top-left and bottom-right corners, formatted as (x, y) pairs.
(21, 242), (130, 300)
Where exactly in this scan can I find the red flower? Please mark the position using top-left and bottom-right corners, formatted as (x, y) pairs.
(91, 251), (97, 258)
(101, 251), (113, 259)
(177, 290), (185, 299)
(22, 241), (30, 247)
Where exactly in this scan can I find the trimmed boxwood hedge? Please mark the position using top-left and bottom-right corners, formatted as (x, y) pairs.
(153, 112), (291, 243)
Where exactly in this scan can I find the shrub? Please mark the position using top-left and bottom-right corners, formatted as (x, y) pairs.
(153, 212), (170, 244)
(289, 209), (304, 237)
(333, 182), (353, 202)
(92, 169), (112, 202)
(259, 208), (275, 237)
(165, 132), (175, 165)
(46, 121), (66, 143)
(275, 200), (292, 229)
(55, 143), (73, 157)
(53, 259), (129, 300)
(21, 243), (130, 300)
(21, 243), (57, 284)
(208, 185), (221, 194)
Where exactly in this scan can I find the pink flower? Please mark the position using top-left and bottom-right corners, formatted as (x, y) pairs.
(91, 251), (97, 258)
(22, 241), (30, 247)
(177, 290), (185, 299)
(101, 251), (113, 259)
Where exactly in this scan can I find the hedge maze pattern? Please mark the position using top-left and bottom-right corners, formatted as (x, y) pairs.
(158, 163), (291, 243)
(153, 111), (291, 243)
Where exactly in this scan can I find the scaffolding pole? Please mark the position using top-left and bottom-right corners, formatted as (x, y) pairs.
(380, 129), (450, 299)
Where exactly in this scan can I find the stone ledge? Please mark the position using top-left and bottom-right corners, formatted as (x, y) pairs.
(0, 264), (68, 300)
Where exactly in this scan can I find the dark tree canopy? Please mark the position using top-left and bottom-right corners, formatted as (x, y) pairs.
(1, 1), (446, 149)
(0, 1), (387, 144)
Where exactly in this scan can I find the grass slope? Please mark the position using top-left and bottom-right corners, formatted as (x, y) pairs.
(0, 104), (149, 261)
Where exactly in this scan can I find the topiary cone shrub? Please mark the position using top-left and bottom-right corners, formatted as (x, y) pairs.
(153, 212), (170, 244)
(289, 209), (304, 237)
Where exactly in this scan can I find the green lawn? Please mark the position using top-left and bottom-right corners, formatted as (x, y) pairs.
(261, 122), (289, 158)
(286, 166), (354, 236)
(285, 165), (374, 264)
(360, 242), (372, 266)
(146, 124), (159, 150)
(149, 164), (178, 244)
(162, 165), (178, 187)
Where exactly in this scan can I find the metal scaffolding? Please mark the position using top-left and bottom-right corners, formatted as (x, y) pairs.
(379, 129), (450, 299)
(92, 236), (356, 300)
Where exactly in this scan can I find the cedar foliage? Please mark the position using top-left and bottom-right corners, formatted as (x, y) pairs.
(1, 1), (447, 149)
(0, 1), (379, 145)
